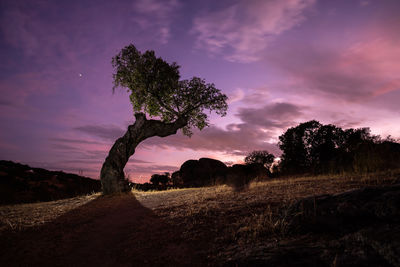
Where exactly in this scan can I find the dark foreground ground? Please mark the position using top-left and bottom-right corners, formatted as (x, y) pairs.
(1, 193), (200, 266)
(0, 173), (399, 266)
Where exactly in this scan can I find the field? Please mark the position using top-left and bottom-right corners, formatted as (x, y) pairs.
(1, 171), (399, 266)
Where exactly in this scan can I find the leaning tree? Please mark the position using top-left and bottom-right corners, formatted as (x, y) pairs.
(100, 44), (228, 194)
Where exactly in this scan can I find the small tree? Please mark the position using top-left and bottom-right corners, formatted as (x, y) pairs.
(100, 44), (228, 194)
(244, 150), (275, 169)
(171, 171), (183, 187)
(150, 172), (170, 186)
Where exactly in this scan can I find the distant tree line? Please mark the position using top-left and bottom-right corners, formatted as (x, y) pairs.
(150, 172), (171, 186)
(134, 158), (270, 191)
(134, 120), (400, 191)
(278, 120), (400, 175)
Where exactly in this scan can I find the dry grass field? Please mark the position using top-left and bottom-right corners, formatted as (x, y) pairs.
(1, 170), (399, 266)
(136, 171), (400, 263)
(0, 193), (101, 232)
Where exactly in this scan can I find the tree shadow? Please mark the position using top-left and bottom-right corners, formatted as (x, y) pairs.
(0, 193), (201, 266)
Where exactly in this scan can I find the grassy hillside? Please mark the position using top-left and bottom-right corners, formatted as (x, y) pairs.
(1, 170), (399, 266)
(0, 160), (101, 204)
(137, 171), (400, 265)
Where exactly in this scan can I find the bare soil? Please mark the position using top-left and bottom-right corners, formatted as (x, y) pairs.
(0, 171), (399, 266)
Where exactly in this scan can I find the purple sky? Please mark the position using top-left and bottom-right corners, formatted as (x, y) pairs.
(1, 0), (400, 183)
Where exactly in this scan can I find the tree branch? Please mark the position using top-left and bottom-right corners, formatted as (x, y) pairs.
(154, 93), (179, 116)
(182, 99), (214, 115)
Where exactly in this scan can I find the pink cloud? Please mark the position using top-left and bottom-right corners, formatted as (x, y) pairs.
(373, 79), (400, 97)
(227, 88), (245, 104)
(268, 36), (400, 102)
(192, 0), (316, 62)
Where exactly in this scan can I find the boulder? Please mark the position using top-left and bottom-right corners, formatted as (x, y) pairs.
(179, 158), (228, 187)
(226, 163), (269, 191)
(177, 159), (269, 189)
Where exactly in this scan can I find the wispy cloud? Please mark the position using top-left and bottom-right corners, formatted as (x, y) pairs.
(143, 123), (278, 156)
(0, 99), (15, 107)
(240, 87), (271, 105)
(73, 124), (125, 141)
(0, 3), (78, 65)
(227, 88), (245, 104)
(192, 0), (315, 62)
(0, 71), (62, 114)
(72, 102), (305, 158)
(49, 137), (103, 145)
(236, 102), (304, 128)
(359, 0), (370, 7)
(142, 102), (306, 156)
(132, 0), (180, 44)
(125, 163), (178, 175)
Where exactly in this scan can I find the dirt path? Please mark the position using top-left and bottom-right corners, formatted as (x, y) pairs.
(0, 193), (203, 267)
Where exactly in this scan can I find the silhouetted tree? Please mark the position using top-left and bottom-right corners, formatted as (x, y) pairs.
(278, 120), (321, 173)
(279, 120), (400, 174)
(309, 124), (346, 173)
(171, 171), (183, 187)
(351, 136), (400, 173)
(244, 150), (275, 169)
(100, 44), (228, 194)
(150, 172), (170, 186)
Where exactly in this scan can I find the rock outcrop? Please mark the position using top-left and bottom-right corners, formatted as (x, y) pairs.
(179, 158), (228, 187)
(176, 159), (270, 189)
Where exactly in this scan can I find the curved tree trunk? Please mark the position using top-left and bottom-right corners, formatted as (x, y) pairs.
(100, 113), (187, 194)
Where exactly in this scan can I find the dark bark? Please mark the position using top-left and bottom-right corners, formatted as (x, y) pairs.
(100, 113), (187, 194)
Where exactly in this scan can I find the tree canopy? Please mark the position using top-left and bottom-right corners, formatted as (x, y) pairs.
(150, 173), (170, 186)
(244, 150), (275, 168)
(278, 120), (400, 174)
(112, 44), (228, 136)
